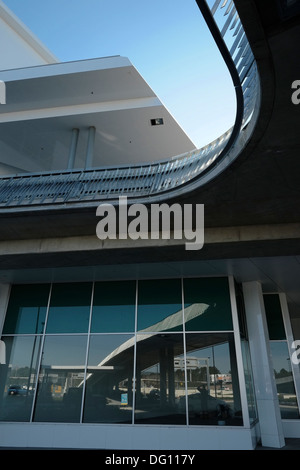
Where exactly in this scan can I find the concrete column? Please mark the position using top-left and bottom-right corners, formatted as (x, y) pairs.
(85, 126), (96, 169)
(242, 281), (285, 448)
(0, 283), (10, 335)
(67, 128), (79, 170)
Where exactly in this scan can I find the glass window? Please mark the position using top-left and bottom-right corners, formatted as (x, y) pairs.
(33, 335), (87, 423)
(46, 283), (92, 334)
(183, 278), (233, 331)
(264, 294), (286, 340)
(185, 333), (243, 426)
(0, 277), (245, 427)
(0, 336), (41, 421)
(91, 281), (136, 333)
(270, 341), (299, 419)
(137, 279), (182, 332)
(134, 333), (186, 424)
(264, 294), (299, 419)
(2, 284), (49, 335)
(83, 334), (134, 423)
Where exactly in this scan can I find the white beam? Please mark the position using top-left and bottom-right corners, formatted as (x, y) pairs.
(0, 97), (161, 123)
(85, 126), (95, 169)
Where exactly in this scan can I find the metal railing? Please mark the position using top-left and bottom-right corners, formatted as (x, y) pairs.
(0, 0), (260, 209)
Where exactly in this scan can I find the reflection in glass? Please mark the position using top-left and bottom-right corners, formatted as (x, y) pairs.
(0, 277), (248, 427)
(2, 284), (49, 335)
(241, 338), (257, 423)
(137, 279), (182, 332)
(185, 333), (243, 426)
(270, 341), (299, 419)
(33, 335), (87, 422)
(83, 334), (134, 423)
(0, 336), (41, 421)
(183, 278), (233, 331)
(46, 283), (92, 333)
(91, 281), (136, 333)
(135, 333), (186, 424)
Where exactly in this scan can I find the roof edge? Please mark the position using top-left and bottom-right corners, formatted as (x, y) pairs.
(0, 0), (59, 65)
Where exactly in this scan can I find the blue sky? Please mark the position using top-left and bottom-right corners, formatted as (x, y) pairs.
(3, 0), (235, 148)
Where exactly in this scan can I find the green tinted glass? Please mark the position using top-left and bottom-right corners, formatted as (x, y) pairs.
(183, 278), (233, 331)
(0, 335), (41, 421)
(137, 279), (182, 332)
(46, 283), (92, 333)
(185, 332), (242, 426)
(33, 335), (88, 423)
(83, 334), (134, 423)
(3, 284), (50, 334)
(91, 281), (136, 333)
(135, 333), (185, 425)
(270, 341), (299, 419)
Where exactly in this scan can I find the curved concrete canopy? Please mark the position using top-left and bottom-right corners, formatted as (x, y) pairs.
(0, 0), (298, 227)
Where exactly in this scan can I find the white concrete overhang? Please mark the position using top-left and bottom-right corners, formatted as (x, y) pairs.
(0, 56), (196, 174)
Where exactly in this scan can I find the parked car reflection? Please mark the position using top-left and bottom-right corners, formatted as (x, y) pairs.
(7, 385), (28, 396)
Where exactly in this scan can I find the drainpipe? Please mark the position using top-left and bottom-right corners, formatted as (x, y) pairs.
(85, 126), (96, 169)
(67, 128), (79, 170)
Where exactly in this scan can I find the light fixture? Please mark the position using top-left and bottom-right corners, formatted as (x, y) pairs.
(150, 118), (164, 126)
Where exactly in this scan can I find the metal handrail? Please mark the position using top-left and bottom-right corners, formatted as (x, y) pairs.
(0, 0), (260, 209)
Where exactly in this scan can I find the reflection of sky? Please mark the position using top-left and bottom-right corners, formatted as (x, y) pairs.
(17, 307), (46, 334)
(6, 335), (286, 380)
(41, 335), (87, 367)
(6, 307), (47, 335)
(139, 303), (209, 332)
(46, 306), (90, 334)
(98, 304), (210, 365)
(88, 335), (134, 366)
(270, 342), (292, 373)
(4, 302), (232, 373)
(91, 305), (135, 333)
(189, 343), (231, 374)
(5, 336), (39, 369)
(94, 305), (233, 374)
(137, 303), (182, 331)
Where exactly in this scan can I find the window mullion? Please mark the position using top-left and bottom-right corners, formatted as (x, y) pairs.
(29, 283), (53, 423)
(80, 280), (95, 424)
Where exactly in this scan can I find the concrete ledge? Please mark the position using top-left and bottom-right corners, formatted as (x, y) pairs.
(0, 422), (256, 450)
(0, 223), (299, 257)
(282, 420), (300, 438)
